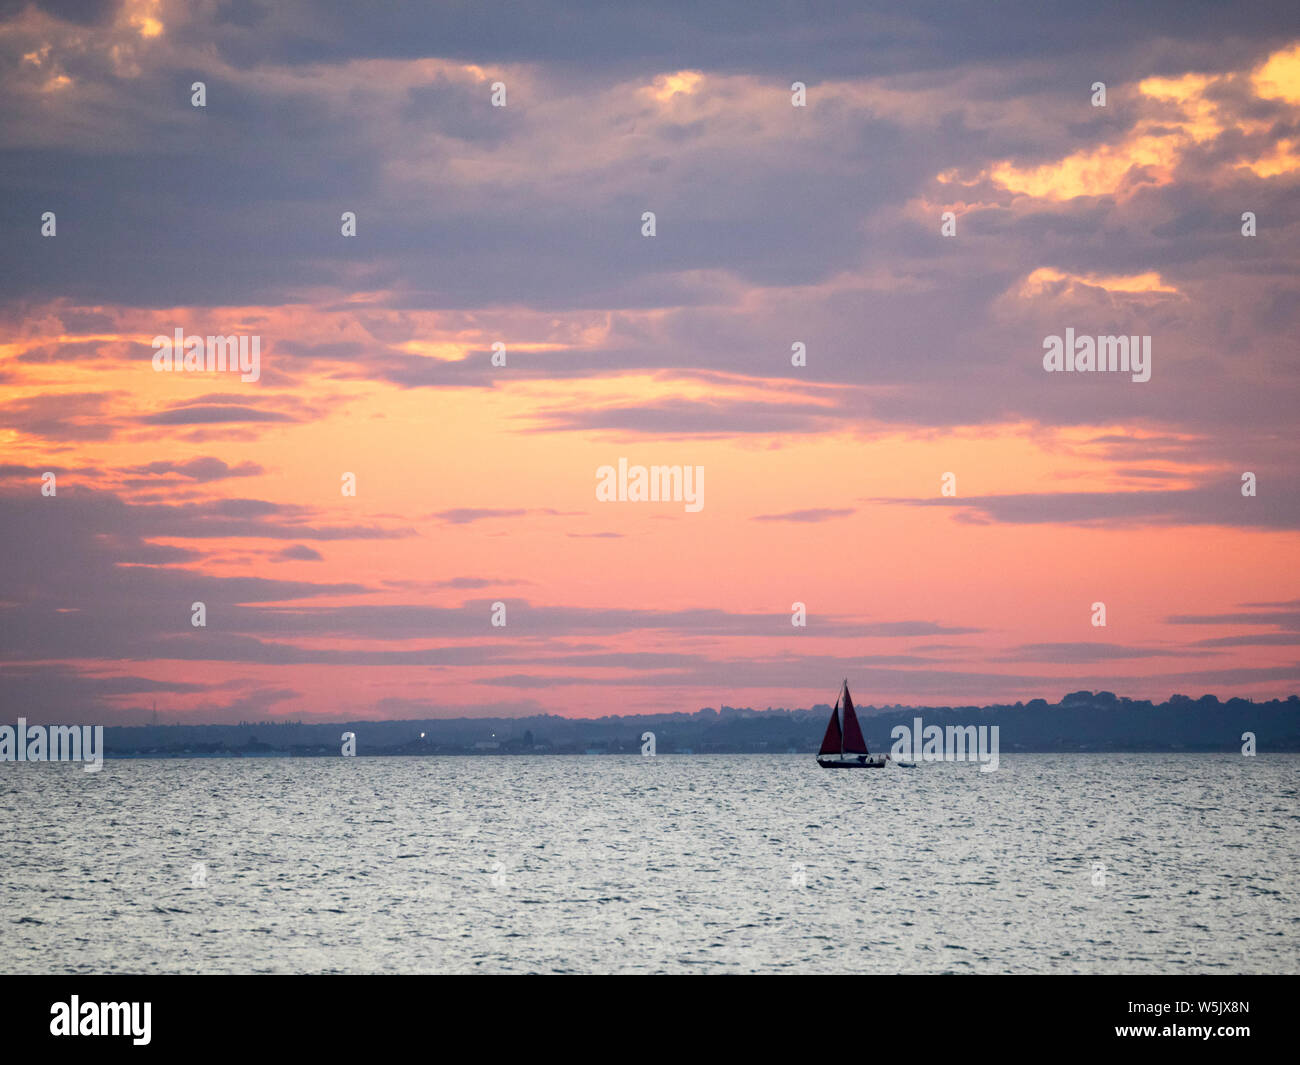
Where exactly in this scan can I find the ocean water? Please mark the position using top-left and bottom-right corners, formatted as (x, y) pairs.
(1, 754), (1297, 974)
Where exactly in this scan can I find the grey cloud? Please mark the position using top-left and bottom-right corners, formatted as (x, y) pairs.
(277, 544), (324, 561)
(138, 405), (297, 426)
(0, 392), (120, 441)
(432, 508), (528, 525)
(998, 642), (1193, 663)
(121, 457), (264, 482)
(876, 482), (1300, 530)
(752, 507), (855, 522)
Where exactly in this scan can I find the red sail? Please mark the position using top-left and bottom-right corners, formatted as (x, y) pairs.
(841, 686), (869, 755)
(817, 699), (843, 755)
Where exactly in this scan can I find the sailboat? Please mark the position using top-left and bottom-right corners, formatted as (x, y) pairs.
(816, 680), (889, 768)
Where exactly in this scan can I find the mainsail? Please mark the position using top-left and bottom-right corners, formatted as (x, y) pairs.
(815, 680), (885, 768)
(841, 684), (869, 755)
(818, 697), (843, 755)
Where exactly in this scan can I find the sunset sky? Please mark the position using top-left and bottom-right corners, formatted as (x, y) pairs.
(2, 1), (1298, 723)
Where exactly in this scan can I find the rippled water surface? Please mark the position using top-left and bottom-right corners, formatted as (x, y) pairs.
(2, 754), (1297, 973)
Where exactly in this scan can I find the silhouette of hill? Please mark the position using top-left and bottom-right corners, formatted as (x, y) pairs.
(96, 691), (1300, 756)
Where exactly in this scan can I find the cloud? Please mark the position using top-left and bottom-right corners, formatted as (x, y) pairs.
(120, 457), (264, 482)
(0, 663), (209, 725)
(998, 642), (1193, 663)
(1166, 602), (1300, 632)
(431, 507), (528, 525)
(276, 544), (324, 561)
(875, 481), (1300, 530)
(0, 5), (1297, 719)
(752, 507), (855, 522)
(529, 398), (840, 437)
(138, 405), (297, 426)
(0, 391), (121, 440)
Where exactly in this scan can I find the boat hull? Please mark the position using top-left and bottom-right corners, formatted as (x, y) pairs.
(817, 755), (888, 769)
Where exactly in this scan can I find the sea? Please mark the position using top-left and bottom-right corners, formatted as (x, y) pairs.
(2, 754), (1297, 974)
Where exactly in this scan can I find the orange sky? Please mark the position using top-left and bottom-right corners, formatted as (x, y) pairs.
(1, 9), (1297, 722)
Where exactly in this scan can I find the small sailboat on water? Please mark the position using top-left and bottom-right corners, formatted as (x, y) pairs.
(816, 680), (889, 768)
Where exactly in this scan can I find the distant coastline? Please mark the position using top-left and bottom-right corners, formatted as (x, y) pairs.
(25, 690), (1300, 758)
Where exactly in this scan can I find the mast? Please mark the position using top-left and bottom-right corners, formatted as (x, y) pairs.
(840, 678), (846, 757)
